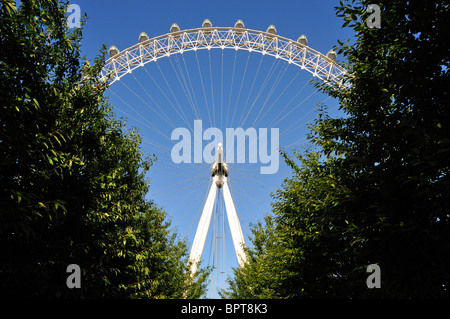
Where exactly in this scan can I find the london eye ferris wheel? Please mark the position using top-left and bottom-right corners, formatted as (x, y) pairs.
(100, 19), (348, 297)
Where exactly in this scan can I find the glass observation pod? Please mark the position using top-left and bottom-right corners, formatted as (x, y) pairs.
(202, 19), (213, 35)
(234, 19), (245, 36)
(170, 23), (181, 39)
(109, 45), (119, 58)
(296, 34), (308, 50)
(326, 50), (337, 61)
(139, 32), (149, 48)
(266, 24), (277, 41)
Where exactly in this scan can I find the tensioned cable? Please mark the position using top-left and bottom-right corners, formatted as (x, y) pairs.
(219, 188), (226, 294)
(142, 65), (192, 130)
(149, 155), (211, 174)
(120, 76), (176, 129)
(220, 49), (224, 129)
(269, 87), (320, 128)
(240, 58), (288, 129)
(208, 188), (219, 293)
(281, 98), (343, 149)
(208, 49), (217, 129)
(236, 81), (327, 155)
(171, 178), (209, 229)
(154, 61), (193, 132)
(238, 52), (265, 126)
(252, 69), (301, 128)
(221, 187), (226, 282)
(180, 52), (202, 120)
(215, 188), (223, 297)
(262, 77), (310, 128)
(184, 176), (214, 238)
(109, 88), (170, 142)
(164, 180), (210, 222)
(228, 169), (283, 206)
(281, 96), (333, 137)
(140, 136), (171, 153)
(230, 51), (251, 128)
(195, 50), (213, 130)
(250, 61), (291, 126)
(243, 58), (282, 125)
(168, 55), (201, 121)
(283, 136), (309, 149)
(151, 175), (203, 195)
(226, 50), (238, 129)
(130, 73), (176, 129)
(227, 177), (262, 224)
(229, 163), (278, 188)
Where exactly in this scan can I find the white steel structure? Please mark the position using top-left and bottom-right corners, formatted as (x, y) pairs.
(189, 143), (246, 275)
(100, 23), (349, 88)
(99, 20), (349, 291)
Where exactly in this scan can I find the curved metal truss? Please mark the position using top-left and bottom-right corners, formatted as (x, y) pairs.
(100, 26), (349, 88)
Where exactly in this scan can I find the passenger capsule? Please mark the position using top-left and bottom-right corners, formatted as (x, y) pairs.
(109, 45), (119, 58)
(266, 25), (277, 41)
(234, 19), (245, 36)
(139, 32), (149, 43)
(170, 23), (181, 39)
(296, 34), (307, 50)
(202, 19), (212, 35)
(139, 32), (149, 47)
(326, 50), (337, 61)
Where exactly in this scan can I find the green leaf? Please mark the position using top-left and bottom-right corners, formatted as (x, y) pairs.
(4, 0), (17, 15)
(32, 98), (40, 110)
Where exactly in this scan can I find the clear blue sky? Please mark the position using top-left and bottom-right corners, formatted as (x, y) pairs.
(70, 0), (356, 297)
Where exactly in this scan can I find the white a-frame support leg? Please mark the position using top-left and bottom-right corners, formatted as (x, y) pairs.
(189, 178), (218, 275)
(189, 177), (247, 275)
(222, 181), (247, 268)
(189, 143), (247, 275)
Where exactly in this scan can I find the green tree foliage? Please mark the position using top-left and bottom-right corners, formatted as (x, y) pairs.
(0, 0), (208, 298)
(221, 214), (285, 298)
(222, 150), (357, 298)
(224, 0), (450, 298)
